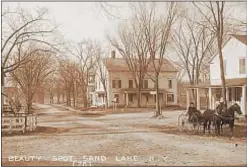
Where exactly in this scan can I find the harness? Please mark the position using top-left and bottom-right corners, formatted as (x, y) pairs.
(214, 113), (234, 121)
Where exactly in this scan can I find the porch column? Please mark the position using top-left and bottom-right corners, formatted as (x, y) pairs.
(242, 85), (246, 115)
(186, 89), (190, 109)
(196, 88), (200, 110)
(226, 87), (229, 102)
(126, 93), (129, 107)
(174, 91), (177, 105)
(232, 87), (235, 101)
(208, 87), (212, 109)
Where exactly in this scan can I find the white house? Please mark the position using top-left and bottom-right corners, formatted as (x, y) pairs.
(93, 51), (179, 108)
(187, 34), (247, 115)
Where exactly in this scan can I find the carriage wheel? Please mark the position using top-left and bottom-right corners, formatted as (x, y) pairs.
(178, 113), (188, 132)
(189, 114), (200, 133)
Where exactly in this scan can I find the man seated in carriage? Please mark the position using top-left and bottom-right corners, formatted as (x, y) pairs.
(186, 102), (201, 122)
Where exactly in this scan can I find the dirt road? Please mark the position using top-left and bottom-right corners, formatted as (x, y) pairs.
(2, 104), (247, 166)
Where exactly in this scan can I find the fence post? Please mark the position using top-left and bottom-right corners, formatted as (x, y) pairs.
(22, 116), (25, 133)
(9, 117), (13, 134)
(35, 116), (37, 129)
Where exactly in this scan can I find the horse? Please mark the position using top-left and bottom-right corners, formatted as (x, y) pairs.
(216, 103), (242, 136)
(202, 109), (217, 134)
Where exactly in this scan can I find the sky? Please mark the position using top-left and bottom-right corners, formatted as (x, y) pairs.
(2, 2), (247, 55)
(2, 2), (246, 40)
(2, 2), (114, 42)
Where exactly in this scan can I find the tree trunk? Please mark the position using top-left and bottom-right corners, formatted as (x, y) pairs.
(73, 90), (76, 107)
(67, 88), (71, 107)
(137, 83), (142, 108)
(57, 87), (60, 104)
(62, 91), (65, 103)
(1, 71), (5, 111)
(105, 94), (108, 109)
(103, 84), (108, 109)
(83, 93), (88, 108)
(218, 42), (227, 111)
(155, 73), (160, 116)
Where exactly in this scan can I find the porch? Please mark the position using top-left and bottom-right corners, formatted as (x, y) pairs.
(121, 88), (176, 108)
(186, 78), (247, 115)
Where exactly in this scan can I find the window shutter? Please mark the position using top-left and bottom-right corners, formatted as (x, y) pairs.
(118, 80), (121, 88)
(168, 79), (172, 89)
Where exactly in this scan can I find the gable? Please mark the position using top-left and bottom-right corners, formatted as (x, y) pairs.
(209, 34), (247, 64)
(210, 37), (246, 64)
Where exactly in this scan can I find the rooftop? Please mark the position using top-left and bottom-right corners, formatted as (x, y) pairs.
(104, 58), (178, 72)
(231, 34), (247, 45)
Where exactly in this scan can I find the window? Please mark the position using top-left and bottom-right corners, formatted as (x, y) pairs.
(112, 80), (121, 88)
(129, 80), (133, 88)
(129, 94), (134, 102)
(167, 94), (174, 102)
(239, 57), (246, 74)
(168, 79), (172, 89)
(224, 60), (227, 75)
(114, 94), (119, 103)
(143, 80), (148, 88)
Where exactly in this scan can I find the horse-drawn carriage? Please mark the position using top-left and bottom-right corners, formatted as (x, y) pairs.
(178, 110), (202, 133)
(178, 102), (243, 136)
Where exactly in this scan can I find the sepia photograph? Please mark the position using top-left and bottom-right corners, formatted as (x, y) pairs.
(1, 1), (247, 166)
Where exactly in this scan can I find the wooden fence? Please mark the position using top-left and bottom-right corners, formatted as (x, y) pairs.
(2, 114), (37, 134)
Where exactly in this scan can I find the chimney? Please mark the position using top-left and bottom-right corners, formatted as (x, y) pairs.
(111, 50), (116, 59)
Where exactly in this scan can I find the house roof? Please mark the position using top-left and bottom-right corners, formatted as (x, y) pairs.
(208, 34), (247, 63)
(186, 78), (247, 88)
(104, 58), (178, 72)
(231, 34), (247, 45)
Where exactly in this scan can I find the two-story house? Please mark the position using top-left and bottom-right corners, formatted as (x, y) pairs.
(93, 51), (178, 108)
(186, 34), (247, 115)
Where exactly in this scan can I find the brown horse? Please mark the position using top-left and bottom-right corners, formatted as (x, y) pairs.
(216, 103), (242, 136)
(202, 109), (217, 134)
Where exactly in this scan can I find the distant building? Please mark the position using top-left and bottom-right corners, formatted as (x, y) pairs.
(93, 51), (179, 108)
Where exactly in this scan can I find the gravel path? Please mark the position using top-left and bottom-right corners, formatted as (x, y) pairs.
(2, 104), (247, 166)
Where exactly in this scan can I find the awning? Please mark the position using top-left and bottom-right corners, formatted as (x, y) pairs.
(120, 88), (170, 94)
(186, 78), (247, 88)
(95, 90), (105, 94)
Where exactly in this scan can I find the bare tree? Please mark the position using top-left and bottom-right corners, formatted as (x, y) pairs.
(140, 2), (179, 115)
(65, 40), (97, 108)
(1, 5), (59, 110)
(1, 6), (58, 75)
(94, 46), (109, 109)
(193, 2), (246, 111)
(172, 14), (216, 102)
(108, 9), (150, 107)
(11, 48), (55, 132)
(11, 49), (55, 113)
(58, 60), (78, 107)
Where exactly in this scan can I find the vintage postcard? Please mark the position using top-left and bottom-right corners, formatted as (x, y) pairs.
(1, 1), (247, 166)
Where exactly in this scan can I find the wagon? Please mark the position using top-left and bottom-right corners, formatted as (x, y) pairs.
(178, 111), (201, 133)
